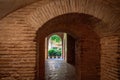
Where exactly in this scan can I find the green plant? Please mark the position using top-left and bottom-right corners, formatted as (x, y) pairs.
(50, 35), (62, 43)
(48, 49), (57, 56)
(56, 50), (62, 56)
(48, 49), (54, 56)
(48, 48), (62, 58)
(53, 49), (57, 56)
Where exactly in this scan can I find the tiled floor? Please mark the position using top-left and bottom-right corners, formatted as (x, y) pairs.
(45, 59), (75, 80)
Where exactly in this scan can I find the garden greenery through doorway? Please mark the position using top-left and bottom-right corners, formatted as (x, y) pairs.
(48, 35), (62, 59)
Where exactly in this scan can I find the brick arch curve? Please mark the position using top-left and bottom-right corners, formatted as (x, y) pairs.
(26, 0), (119, 37)
(36, 13), (101, 38)
(36, 13), (101, 80)
(0, 0), (119, 80)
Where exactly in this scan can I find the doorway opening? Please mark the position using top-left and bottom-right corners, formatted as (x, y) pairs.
(45, 32), (76, 80)
(47, 33), (63, 60)
(36, 13), (101, 80)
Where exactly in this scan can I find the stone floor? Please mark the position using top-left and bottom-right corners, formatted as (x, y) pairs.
(45, 59), (75, 80)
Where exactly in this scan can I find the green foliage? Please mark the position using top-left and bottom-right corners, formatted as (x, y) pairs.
(50, 35), (61, 43)
(48, 49), (54, 56)
(48, 49), (57, 56)
(56, 50), (62, 56)
(48, 48), (62, 56)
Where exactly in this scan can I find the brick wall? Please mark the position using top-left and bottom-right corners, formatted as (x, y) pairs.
(0, 0), (120, 80)
(101, 36), (120, 80)
(0, 6), (36, 80)
(83, 38), (100, 80)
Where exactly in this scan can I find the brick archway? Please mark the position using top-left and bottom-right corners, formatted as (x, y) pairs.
(36, 13), (101, 80)
(0, 0), (120, 80)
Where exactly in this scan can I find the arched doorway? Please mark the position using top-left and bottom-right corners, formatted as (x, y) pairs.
(36, 13), (101, 80)
(45, 32), (76, 80)
(0, 0), (119, 80)
(47, 33), (63, 59)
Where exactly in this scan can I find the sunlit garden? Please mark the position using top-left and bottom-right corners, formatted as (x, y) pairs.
(48, 35), (62, 59)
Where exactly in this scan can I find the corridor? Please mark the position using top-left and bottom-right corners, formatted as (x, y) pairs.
(45, 59), (75, 80)
(0, 0), (120, 80)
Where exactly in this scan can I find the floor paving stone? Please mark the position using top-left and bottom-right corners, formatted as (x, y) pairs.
(45, 59), (75, 80)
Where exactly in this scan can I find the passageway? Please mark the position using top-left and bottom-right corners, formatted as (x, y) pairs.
(45, 59), (75, 80)
(0, 0), (120, 80)
(37, 13), (101, 80)
(45, 33), (76, 80)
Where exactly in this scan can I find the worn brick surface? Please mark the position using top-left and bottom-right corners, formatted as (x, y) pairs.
(0, 0), (120, 80)
(101, 36), (120, 80)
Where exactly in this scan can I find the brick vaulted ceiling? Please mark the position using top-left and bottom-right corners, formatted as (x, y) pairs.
(0, 0), (120, 20)
(0, 0), (41, 19)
